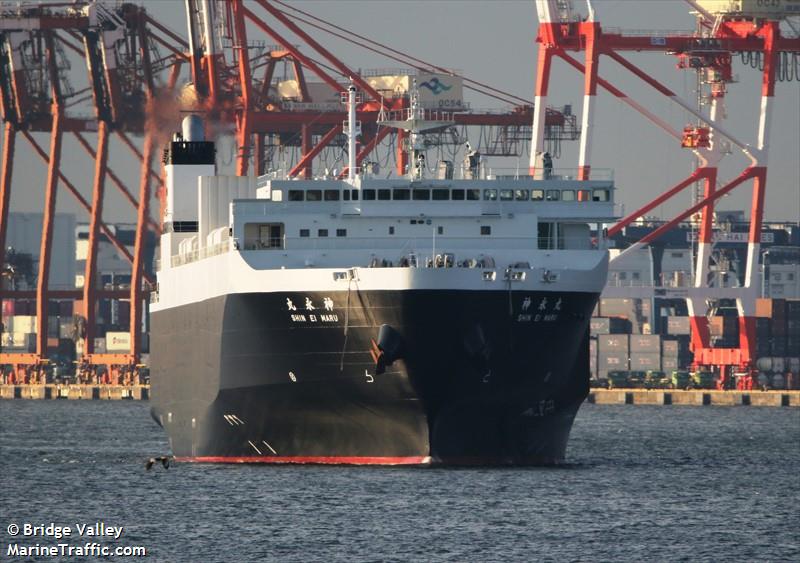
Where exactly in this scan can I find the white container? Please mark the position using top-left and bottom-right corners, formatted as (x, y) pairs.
(12, 315), (36, 333)
(106, 331), (131, 352)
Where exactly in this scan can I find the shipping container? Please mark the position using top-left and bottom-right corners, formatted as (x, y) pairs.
(590, 317), (610, 335)
(590, 316), (633, 335)
(598, 334), (629, 354)
(756, 298), (786, 319)
(600, 298), (636, 318)
(629, 353), (661, 370)
(106, 331), (131, 352)
(58, 319), (74, 339)
(630, 334), (660, 353)
(598, 354), (629, 371)
(47, 316), (59, 338)
(770, 338), (787, 356)
(661, 338), (691, 356)
(756, 338), (771, 357)
(771, 317), (787, 336)
(11, 315), (36, 333)
(661, 357), (680, 371)
(1, 299), (13, 316)
(666, 316), (691, 335)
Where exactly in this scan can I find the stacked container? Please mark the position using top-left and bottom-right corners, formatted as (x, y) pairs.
(661, 336), (692, 372)
(629, 335), (661, 371)
(664, 316), (691, 335)
(597, 335), (629, 379)
(590, 317), (632, 335)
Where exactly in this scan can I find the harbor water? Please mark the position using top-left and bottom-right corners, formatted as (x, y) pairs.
(1, 401), (798, 562)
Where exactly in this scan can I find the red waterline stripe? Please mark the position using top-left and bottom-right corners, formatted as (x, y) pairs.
(175, 455), (431, 466)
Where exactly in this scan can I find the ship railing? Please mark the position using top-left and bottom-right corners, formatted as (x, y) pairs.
(481, 167), (614, 182)
(169, 240), (230, 268)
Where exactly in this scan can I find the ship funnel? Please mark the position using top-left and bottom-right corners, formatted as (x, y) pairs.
(182, 114), (205, 142)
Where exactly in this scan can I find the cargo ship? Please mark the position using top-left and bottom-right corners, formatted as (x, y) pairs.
(149, 84), (618, 464)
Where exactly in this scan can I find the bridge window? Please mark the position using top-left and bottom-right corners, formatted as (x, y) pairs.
(546, 190), (560, 201)
(393, 189), (410, 200)
(299, 229), (309, 237)
(515, 189), (529, 201)
(324, 190), (340, 201)
(363, 189), (376, 200)
(378, 189), (391, 200)
(484, 189), (497, 201)
(343, 190), (350, 201)
(578, 189), (591, 201)
(531, 189), (544, 201)
(288, 190), (304, 201)
(500, 189), (513, 201)
(413, 189), (430, 200)
(467, 189), (481, 201)
(562, 190), (575, 202)
(452, 189), (465, 200)
(432, 189), (450, 200)
(318, 229), (328, 237)
(592, 189), (610, 202)
(337, 229), (347, 237)
(244, 222), (284, 249)
(307, 190), (322, 202)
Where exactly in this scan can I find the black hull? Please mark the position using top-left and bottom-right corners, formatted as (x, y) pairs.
(150, 289), (596, 465)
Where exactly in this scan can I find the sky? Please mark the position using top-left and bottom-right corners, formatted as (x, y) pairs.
(2, 0), (799, 225)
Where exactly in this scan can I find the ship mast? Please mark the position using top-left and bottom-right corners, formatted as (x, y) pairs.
(378, 78), (455, 179)
(345, 80), (359, 182)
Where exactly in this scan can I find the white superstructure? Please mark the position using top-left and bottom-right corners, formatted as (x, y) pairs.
(152, 90), (619, 313)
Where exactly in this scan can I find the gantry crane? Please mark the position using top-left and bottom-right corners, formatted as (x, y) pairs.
(531, 0), (800, 384)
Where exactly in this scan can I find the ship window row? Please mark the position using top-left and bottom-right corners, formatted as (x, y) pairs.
(288, 189), (360, 202)
(299, 228), (347, 237)
(284, 188), (610, 202)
